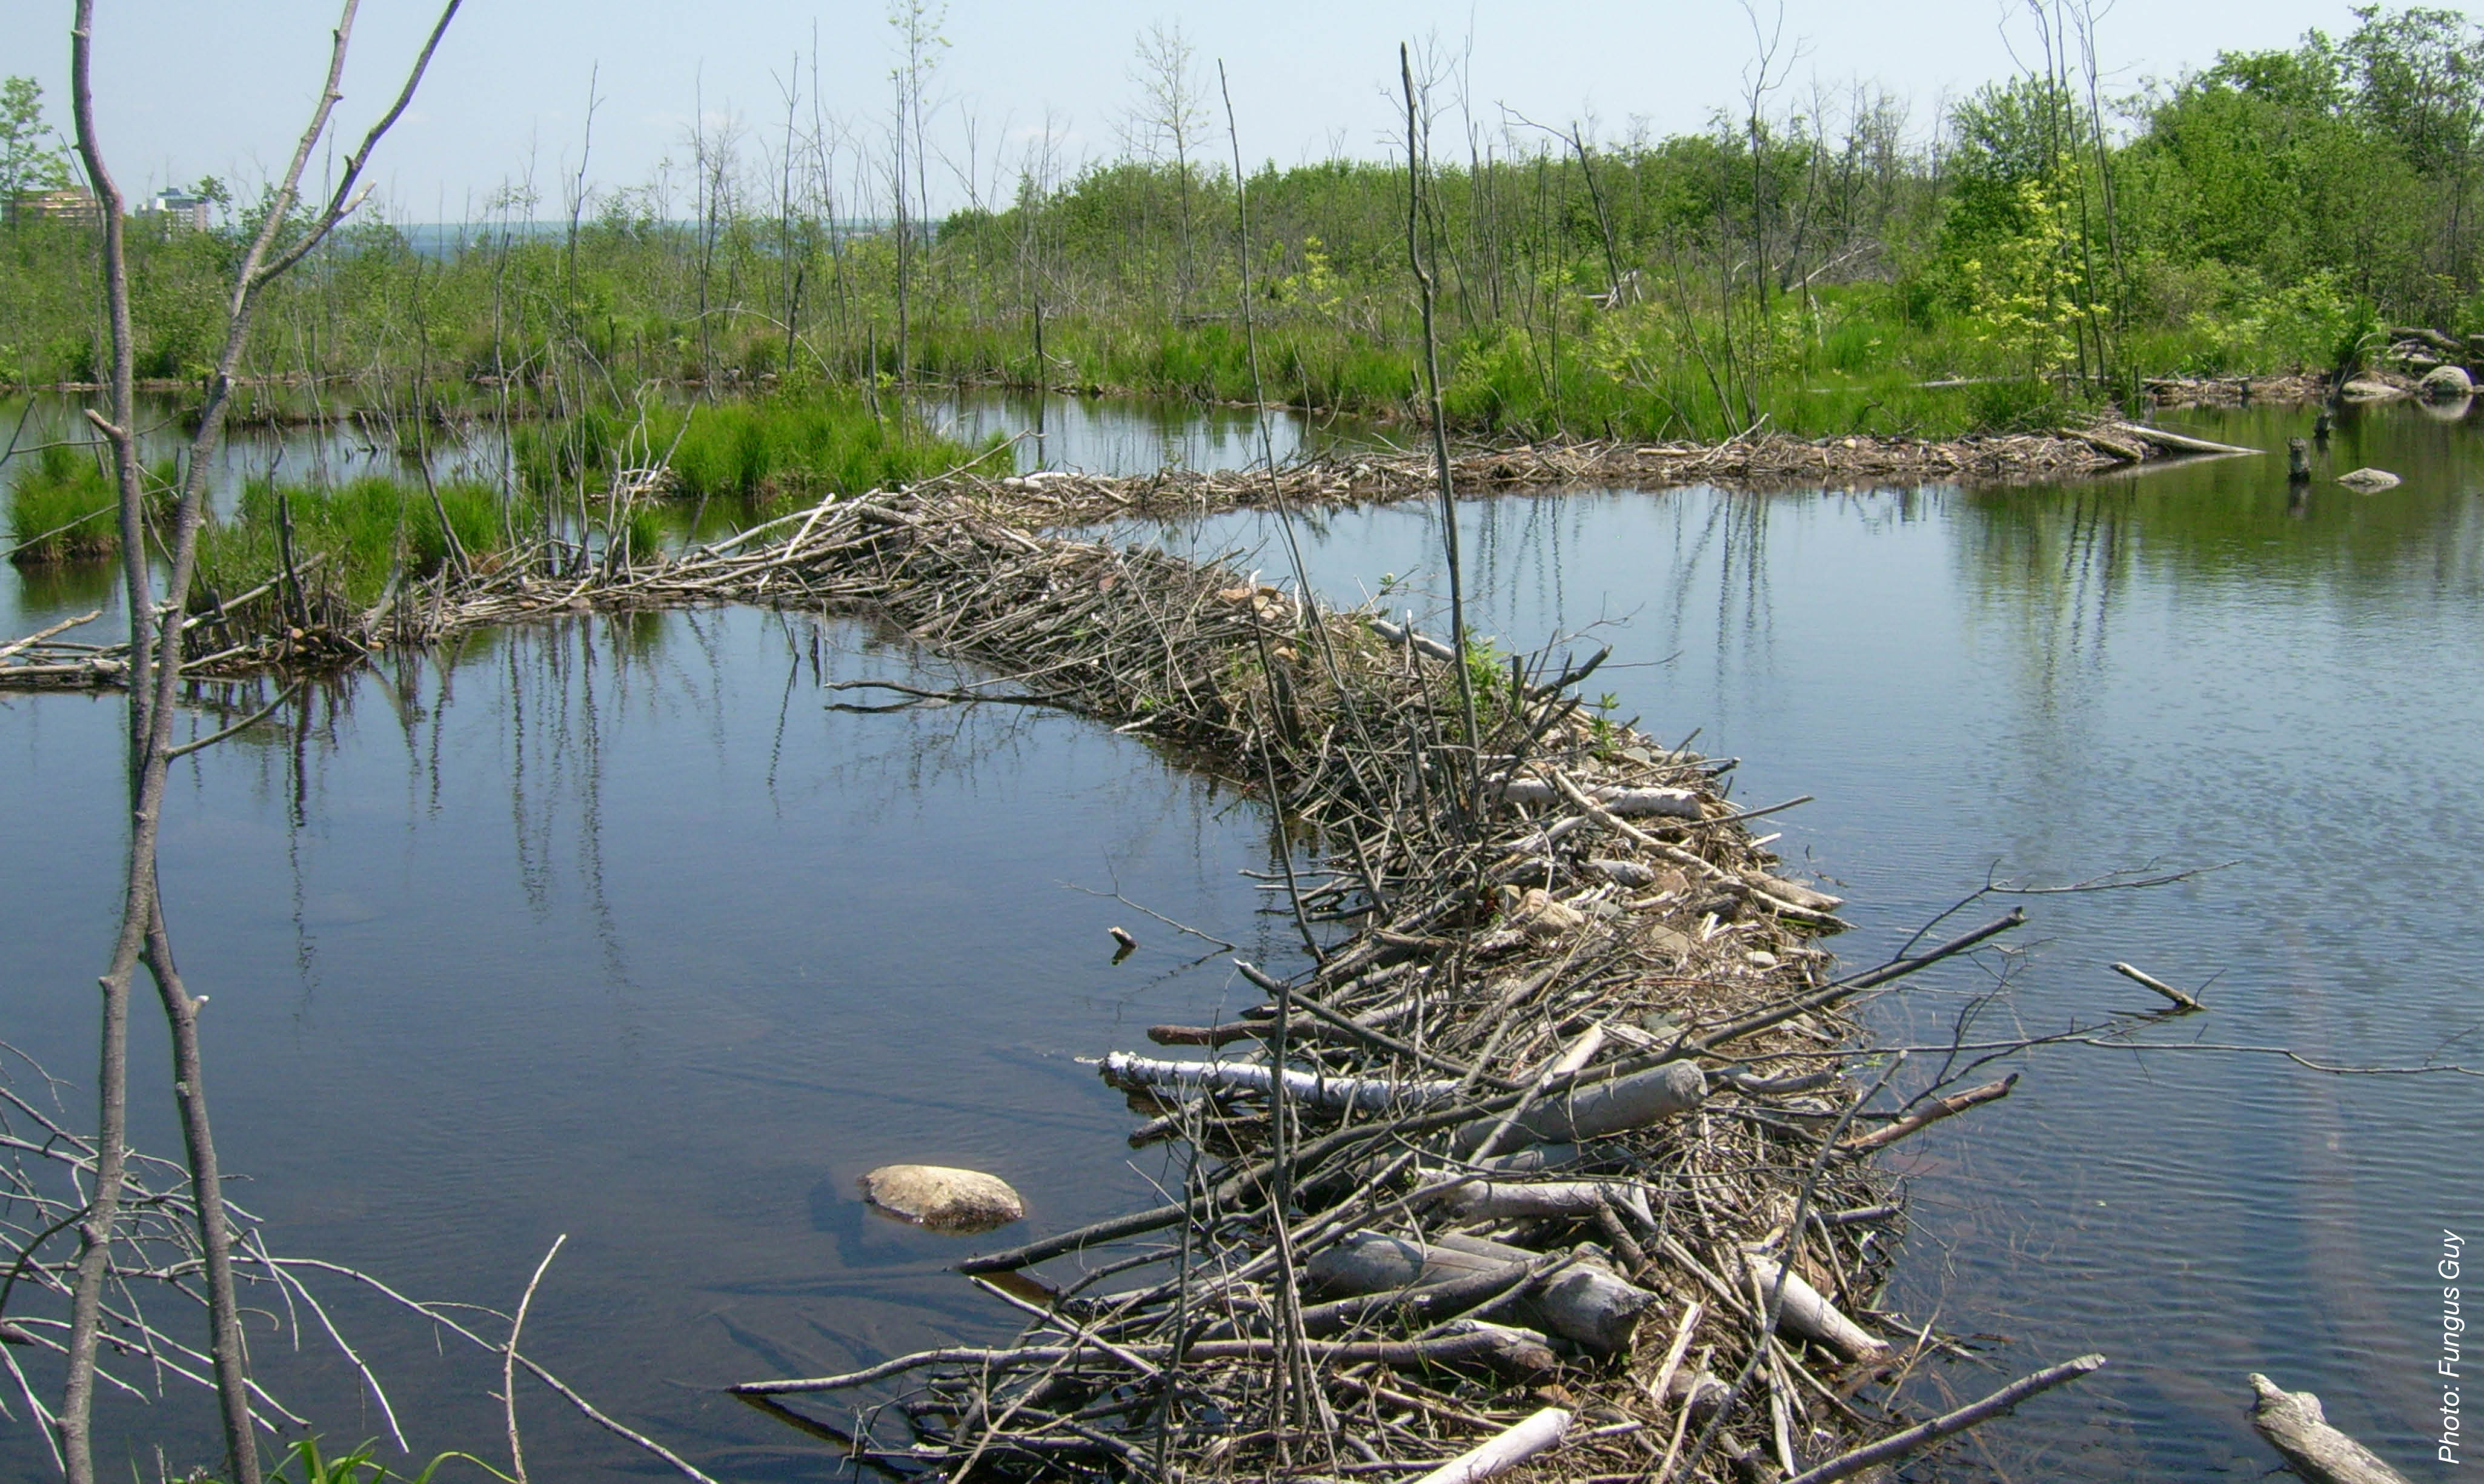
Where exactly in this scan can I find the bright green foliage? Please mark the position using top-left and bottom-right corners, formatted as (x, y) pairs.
(198, 475), (526, 609)
(4, 444), (179, 563)
(1, 77), (71, 199)
(515, 394), (990, 503)
(257, 1434), (506, 1484)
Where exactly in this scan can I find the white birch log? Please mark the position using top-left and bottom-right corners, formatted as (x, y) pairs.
(1419, 1176), (1645, 1222)
(1450, 1062), (1707, 1154)
(1486, 773), (1702, 818)
(1470, 1142), (1582, 1174)
(1593, 786), (1705, 819)
(1409, 1405), (1573, 1484)
(1099, 1055), (1700, 1145)
(2247, 1374), (2414, 1484)
(1096, 1052), (1461, 1112)
(1369, 615), (1459, 662)
(1745, 1253), (1888, 1360)
(1747, 873), (1844, 911)
(1304, 1231), (1658, 1354)
(2107, 420), (2263, 457)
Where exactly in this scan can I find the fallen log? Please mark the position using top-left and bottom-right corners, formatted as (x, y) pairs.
(1306, 1230), (1659, 1354)
(1745, 873), (1844, 912)
(1449, 1061), (1707, 1154)
(1097, 1051), (1461, 1113)
(1370, 615), (1458, 663)
(1409, 1405), (1572, 1484)
(1486, 774), (1703, 819)
(1294, 1251), (1562, 1338)
(1418, 1176), (1649, 1223)
(2247, 1373), (2414, 1484)
(1743, 1253), (1888, 1360)
(2391, 325), (2463, 357)
(2064, 426), (2147, 462)
(2106, 421), (2262, 457)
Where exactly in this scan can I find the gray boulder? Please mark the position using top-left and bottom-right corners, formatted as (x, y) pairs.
(862, 1164), (1026, 1233)
(2336, 468), (2402, 493)
(2420, 363), (2474, 399)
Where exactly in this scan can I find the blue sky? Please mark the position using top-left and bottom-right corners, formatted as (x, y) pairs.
(0, 1), (2420, 217)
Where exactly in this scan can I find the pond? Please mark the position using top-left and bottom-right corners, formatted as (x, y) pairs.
(1164, 400), (2484, 1480)
(0, 606), (1313, 1480)
(4, 394), (2478, 1480)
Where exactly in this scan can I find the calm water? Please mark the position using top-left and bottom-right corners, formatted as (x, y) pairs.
(1166, 402), (2484, 1480)
(4, 400), (2479, 1480)
(916, 388), (1383, 474)
(0, 610), (1307, 1480)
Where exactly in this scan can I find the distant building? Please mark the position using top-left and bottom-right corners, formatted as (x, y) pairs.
(142, 188), (211, 231)
(4, 187), (104, 228)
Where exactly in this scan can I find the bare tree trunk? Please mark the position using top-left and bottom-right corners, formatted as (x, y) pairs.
(1401, 45), (1481, 813)
(59, 5), (462, 1480)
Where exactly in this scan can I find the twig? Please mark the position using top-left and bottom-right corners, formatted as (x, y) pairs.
(1780, 1353), (2108, 1483)
(505, 1234), (566, 1484)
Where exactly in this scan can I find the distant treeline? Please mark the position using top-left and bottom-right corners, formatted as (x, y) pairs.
(7, 4), (2484, 440)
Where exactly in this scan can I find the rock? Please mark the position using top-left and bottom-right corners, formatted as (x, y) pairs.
(2336, 468), (2402, 493)
(862, 1164), (1026, 1233)
(2420, 363), (2473, 399)
(2339, 379), (2406, 402)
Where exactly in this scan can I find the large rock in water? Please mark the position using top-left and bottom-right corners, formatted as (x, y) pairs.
(862, 1165), (1026, 1233)
(2420, 363), (2474, 399)
(2337, 467), (2403, 492)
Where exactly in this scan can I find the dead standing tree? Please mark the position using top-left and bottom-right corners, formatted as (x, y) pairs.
(58, 4), (462, 1482)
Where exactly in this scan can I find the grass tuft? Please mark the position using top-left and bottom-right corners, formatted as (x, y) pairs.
(5, 445), (179, 564)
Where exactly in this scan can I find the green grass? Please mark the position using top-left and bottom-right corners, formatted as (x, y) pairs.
(5, 445), (184, 564)
(515, 392), (994, 505)
(198, 474), (530, 612)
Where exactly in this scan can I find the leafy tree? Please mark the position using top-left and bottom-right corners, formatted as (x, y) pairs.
(1, 75), (73, 199)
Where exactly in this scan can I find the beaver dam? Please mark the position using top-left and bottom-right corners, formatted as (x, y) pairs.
(1, 451), (2151, 1482)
